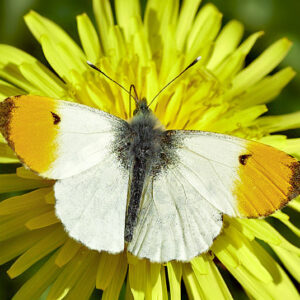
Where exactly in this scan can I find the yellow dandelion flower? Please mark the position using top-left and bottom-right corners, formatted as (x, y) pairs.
(0, 0), (300, 299)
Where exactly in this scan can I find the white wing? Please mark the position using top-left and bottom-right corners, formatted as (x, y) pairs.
(173, 130), (245, 217)
(127, 170), (223, 262)
(0, 95), (126, 179)
(128, 130), (299, 262)
(49, 101), (124, 179)
(172, 130), (299, 218)
(54, 154), (129, 253)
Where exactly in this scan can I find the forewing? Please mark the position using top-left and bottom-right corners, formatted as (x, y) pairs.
(170, 130), (300, 218)
(54, 154), (129, 253)
(0, 95), (126, 179)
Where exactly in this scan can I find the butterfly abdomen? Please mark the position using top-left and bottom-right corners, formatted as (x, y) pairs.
(125, 156), (147, 242)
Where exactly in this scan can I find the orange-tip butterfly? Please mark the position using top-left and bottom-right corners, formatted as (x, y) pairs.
(0, 59), (299, 262)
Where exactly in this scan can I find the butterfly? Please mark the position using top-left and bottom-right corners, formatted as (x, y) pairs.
(0, 61), (299, 263)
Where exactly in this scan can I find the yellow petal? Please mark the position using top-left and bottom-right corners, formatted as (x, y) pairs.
(191, 255), (233, 299)
(0, 205), (53, 242)
(159, 26), (178, 86)
(237, 67), (296, 108)
(182, 263), (203, 299)
(0, 79), (24, 99)
(128, 257), (147, 299)
(0, 187), (52, 215)
(144, 61), (159, 104)
(207, 20), (244, 70)
(96, 252), (124, 290)
(289, 197), (300, 213)
(40, 36), (87, 82)
(159, 265), (168, 300)
(0, 156), (18, 163)
(234, 218), (282, 246)
(214, 238), (298, 299)
(125, 276), (134, 300)
(161, 83), (185, 126)
(7, 224), (66, 278)
(186, 4), (222, 62)
(215, 31), (264, 83)
(63, 252), (98, 300)
(225, 226), (273, 282)
(272, 246), (300, 282)
(212, 235), (240, 269)
(190, 256), (208, 274)
(47, 249), (97, 300)
(145, 0), (179, 39)
(191, 104), (228, 131)
(278, 138), (300, 158)
(102, 252), (128, 300)
(16, 167), (45, 180)
(107, 25), (127, 67)
(0, 44), (36, 64)
(131, 17), (151, 67)
(19, 62), (67, 98)
(25, 210), (59, 230)
(12, 251), (63, 300)
(0, 174), (51, 193)
(0, 63), (38, 93)
(24, 11), (85, 61)
(77, 13), (102, 63)
(92, 0), (114, 54)
(0, 45), (66, 96)
(45, 189), (55, 204)
(176, 0), (202, 50)
(145, 263), (162, 299)
(115, 0), (141, 41)
(55, 238), (81, 268)
(230, 38), (292, 96)
(272, 211), (300, 237)
(255, 111), (300, 133)
(167, 259), (182, 300)
(207, 105), (267, 133)
(0, 141), (18, 163)
(0, 226), (58, 265)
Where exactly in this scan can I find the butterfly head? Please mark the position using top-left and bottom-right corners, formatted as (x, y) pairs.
(133, 98), (150, 116)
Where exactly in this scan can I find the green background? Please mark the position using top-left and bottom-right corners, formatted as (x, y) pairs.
(0, 0), (299, 299)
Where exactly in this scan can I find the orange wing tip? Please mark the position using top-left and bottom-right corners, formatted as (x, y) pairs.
(235, 141), (300, 218)
(0, 95), (60, 175)
(0, 96), (17, 141)
(288, 161), (300, 201)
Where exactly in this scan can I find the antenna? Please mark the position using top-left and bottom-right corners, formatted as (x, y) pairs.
(129, 84), (139, 117)
(147, 56), (201, 108)
(87, 61), (134, 100)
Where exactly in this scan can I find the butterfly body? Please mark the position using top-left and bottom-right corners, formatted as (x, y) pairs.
(0, 95), (299, 262)
(113, 99), (180, 241)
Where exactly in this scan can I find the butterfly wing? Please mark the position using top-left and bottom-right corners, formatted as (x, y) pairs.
(54, 155), (129, 253)
(172, 130), (300, 218)
(0, 95), (131, 253)
(128, 130), (300, 262)
(127, 172), (223, 262)
(0, 95), (126, 179)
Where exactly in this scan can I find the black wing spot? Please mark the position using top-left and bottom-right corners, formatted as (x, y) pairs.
(239, 154), (252, 165)
(50, 112), (61, 125)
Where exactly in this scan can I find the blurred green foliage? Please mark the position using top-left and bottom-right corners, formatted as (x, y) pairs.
(0, 0), (299, 299)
